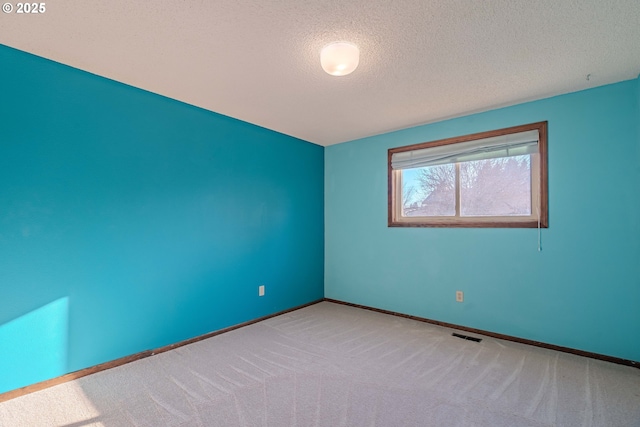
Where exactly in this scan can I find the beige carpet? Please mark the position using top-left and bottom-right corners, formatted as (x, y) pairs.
(0, 301), (639, 426)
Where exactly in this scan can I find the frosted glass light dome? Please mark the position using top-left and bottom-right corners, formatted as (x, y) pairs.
(321, 42), (359, 76)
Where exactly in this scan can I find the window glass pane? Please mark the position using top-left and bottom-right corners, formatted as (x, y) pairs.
(460, 155), (531, 217)
(402, 164), (456, 217)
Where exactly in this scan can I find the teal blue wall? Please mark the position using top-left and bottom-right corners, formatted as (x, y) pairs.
(0, 45), (324, 394)
(326, 78), (640, 362)
(637, 74), (640, 149)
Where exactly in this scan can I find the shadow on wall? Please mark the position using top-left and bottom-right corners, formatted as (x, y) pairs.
(0, 297), (69, 394)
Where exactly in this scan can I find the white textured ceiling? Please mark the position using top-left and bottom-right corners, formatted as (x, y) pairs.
(1, 1), (639, 146)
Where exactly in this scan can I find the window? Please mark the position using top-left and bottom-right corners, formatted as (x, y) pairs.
(388, 121), (548, 228)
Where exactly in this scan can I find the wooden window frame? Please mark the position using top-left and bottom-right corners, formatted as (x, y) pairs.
(388, 121), (548, 228)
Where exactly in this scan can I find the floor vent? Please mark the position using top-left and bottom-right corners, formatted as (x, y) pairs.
(452, 333), (482, 343)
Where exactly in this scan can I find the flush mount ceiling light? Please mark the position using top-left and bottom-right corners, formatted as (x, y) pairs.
(321, 42), (359, 76)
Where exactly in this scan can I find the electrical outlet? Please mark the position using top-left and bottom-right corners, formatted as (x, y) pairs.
(259, 285), (265, 297)
(456, 291), (463, 302)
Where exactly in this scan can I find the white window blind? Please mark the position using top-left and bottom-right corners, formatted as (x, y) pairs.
(391, 129), (539, 170)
